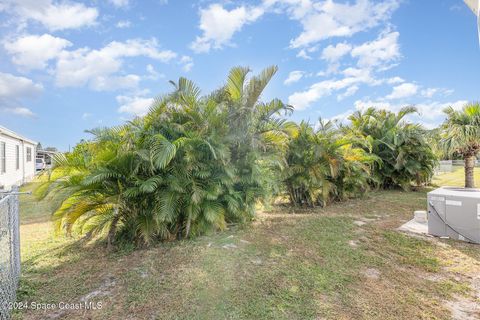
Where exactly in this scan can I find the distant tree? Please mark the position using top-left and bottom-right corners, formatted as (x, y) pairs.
(441, 103), (480, 188)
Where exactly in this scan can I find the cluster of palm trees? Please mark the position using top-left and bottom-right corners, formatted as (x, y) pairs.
(37, 66), (479, 247)
(38, 66), (292, 247)
(282, 120), (378, 207)
(349, 107), (437, 189)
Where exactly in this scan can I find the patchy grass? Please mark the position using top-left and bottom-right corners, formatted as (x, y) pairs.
(12, 178), (480, 319)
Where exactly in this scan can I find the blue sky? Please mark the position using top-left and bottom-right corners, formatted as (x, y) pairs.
(0, 0), (478, 151)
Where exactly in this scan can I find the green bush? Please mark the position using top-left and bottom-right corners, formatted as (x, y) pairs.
(37, 68), (439, 246)
(37, 66), (291, 247)
(347, 107), (437, 189)
(282, 120), (378, 207)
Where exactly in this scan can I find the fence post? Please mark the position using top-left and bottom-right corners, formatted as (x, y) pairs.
(0, 186), (21, 320)
(11, 186), (20, 285)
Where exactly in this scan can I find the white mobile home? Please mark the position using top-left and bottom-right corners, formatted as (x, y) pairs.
(0, 125), (37, 190)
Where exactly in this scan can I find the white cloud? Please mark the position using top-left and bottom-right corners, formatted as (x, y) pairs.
(188, 0), (399, 58)
(288, 29), (405, 110)
(321, 42), (352, 62)
(109, 0), (129, 8)
(54, 38), (177, 91)
(351, 31), (400, 69)
(414, 101), (467, 120)
(286, 6), (402, 110)
(288, 67), (378, 109)
(296, 45), (319, 60)
(4, 33), (72, 70)
(1, 0), (98, 31)
(180, 55), (194, 72)
(328, 108), (354, 123)
(421, 88), (454, 98)
(386, 82), (418, 100)
(289, 76), (359, 110)
(0, 72), (43, 99)
(263, 0), (313, 20)
(353, 99), (393, 112)
(190, 4), (264, 53)
(337, 85), (359, 101)
(284, 70), (304, 85)
(352, 99), (468, 127)
(116, 20), (131, 28)
(317, 63), (341, 77)
(421, 88), (437, 98)
(117, 95), (154, 116)
(296, 49), (312, 60)
(90, 75), (141, 91)
(4, 33), (187, 91)
(288, 0), (400, 48)
(387, 76), (404, 84)
(314, 33), (398, 98)
(0, 72), (42, 117)
(146, 64), (164, 80)
(2, 107), (35, 118)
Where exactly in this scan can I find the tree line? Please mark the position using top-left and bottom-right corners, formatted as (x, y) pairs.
(36, 66), (480, 247)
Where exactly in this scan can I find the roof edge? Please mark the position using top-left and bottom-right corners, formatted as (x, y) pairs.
(0, 125), (38, 145)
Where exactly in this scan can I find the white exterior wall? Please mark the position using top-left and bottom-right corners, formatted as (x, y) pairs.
(0, 132), (36, 190)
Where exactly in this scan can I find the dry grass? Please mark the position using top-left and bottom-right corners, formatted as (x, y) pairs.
(12, 170), (480, 319)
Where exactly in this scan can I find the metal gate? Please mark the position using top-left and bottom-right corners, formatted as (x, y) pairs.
(0, 187), (21, 320)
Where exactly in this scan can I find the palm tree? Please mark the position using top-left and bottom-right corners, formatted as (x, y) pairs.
(282, 119), (376, 207)
(348, 106), (437, 189)
(38, 66), (292, 247)
(441, 103), (480, 188)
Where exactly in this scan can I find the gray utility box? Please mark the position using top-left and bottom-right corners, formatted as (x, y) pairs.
(427, 187), (480, 244)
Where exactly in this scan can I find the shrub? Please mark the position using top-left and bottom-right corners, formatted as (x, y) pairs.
(347, 107), (437, 189)
(282, 120), (377, 207)
(37, 66), (291, 247)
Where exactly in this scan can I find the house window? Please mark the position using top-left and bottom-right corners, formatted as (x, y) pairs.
(26, 147), (32, 162)
(0, 142), (5, 174)
(16, 145), (20, 170)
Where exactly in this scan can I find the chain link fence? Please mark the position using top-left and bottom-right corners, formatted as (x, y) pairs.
(0, 187), (21, 320)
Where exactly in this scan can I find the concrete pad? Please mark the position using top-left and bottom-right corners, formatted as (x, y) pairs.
(398, 218), (428, 235)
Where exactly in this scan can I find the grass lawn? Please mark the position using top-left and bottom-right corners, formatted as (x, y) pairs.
(432, 165), (480, 188)
(13, 169), (480, 319)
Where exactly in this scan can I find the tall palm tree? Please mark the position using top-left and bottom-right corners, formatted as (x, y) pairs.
(441, 103), (480, 188)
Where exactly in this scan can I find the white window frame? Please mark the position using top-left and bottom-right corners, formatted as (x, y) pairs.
(16, 145), (20, 170)
(26, 147), (32, 162)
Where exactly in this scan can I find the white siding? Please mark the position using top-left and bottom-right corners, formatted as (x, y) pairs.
(0, 133), (36, 190)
